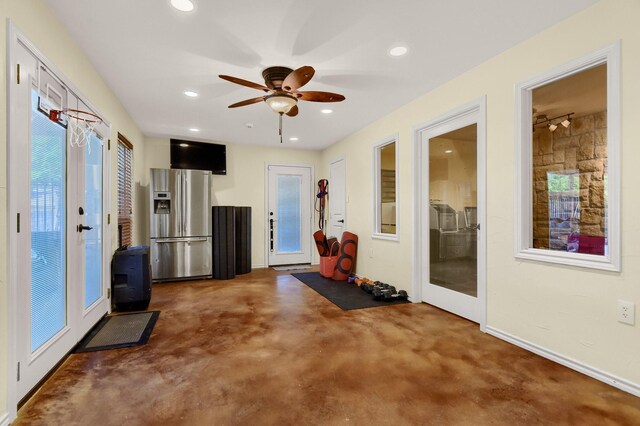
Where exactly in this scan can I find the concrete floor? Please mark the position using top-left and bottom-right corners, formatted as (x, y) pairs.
(15, 267), (640, 425)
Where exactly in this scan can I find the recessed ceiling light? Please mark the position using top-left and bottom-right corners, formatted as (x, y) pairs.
(389, 46), (408, 57)
(445, 150), (453, 154)
(180, 143), (189, 147)
(289, 137), (299, 141)
(171, 0), (195, 12)
(189, 128), (199, 132)
(321, 109), (333, 114)
(183, 91), (198, 97)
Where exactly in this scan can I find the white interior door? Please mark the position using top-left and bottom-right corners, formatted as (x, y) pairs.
(267, 165), (312, 266)
(12, 39), (110, 402)
(419, 101), (486, 326)
(328, 158), (346, 240)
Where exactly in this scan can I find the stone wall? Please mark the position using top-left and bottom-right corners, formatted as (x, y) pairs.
(532, 111), (607, 249)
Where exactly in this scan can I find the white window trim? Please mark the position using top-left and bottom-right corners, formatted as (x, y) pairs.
(514, 42), (621, 272)
(372, 134), (399, 241)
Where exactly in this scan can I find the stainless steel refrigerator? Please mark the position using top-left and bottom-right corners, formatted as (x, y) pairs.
(149, 168), (212, 281)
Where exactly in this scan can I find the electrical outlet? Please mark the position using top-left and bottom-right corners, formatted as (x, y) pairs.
(617, 300), (635, 325)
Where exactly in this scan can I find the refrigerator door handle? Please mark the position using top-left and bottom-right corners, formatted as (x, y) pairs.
(156, 237), (208, 243)
(182, 170), (187, 235)
(176, 169), (183, 237)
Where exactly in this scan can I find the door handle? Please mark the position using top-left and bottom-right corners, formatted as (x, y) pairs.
(77, 224), (93, 232)
(338, 219), (344, 223)
(270, 218), (275, 252)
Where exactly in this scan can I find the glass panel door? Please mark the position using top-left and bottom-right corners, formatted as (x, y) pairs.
(84, 134), (103, 308)
(14, 44), (110, 403)
(277, 175), (302, 253)
(267, 165), (311, 266)
(30, 90), (67, 352)
(428, 124), (478, 298)
(421, 115), (485, 326)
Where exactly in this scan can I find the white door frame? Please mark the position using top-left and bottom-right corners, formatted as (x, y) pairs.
(328, 156), (346, 240)
(7, 22), (111, 417)
(264, 163), (315, 267)
(412, 96), (487, 331)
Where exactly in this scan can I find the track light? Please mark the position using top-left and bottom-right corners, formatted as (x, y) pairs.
(532, 112), (574, 132)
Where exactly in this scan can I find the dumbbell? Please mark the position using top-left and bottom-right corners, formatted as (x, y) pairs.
(361, 282), (377, 293)
(383, 290), (409, 301)
(361, 282), (371, 293)
(355, 277), (374, 287)
(376, 283), (396, 293)
(372, 286), (397, 300)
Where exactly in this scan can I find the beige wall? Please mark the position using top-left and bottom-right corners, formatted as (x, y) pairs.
(144, 137), (323, 267)
(0, 0), (146, 418)
(321, 0), (640, 387)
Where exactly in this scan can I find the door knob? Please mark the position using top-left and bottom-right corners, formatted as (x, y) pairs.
(78, 224), (93, 232)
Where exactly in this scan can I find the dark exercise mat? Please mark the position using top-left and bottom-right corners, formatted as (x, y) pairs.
(292, 272), (410, 311)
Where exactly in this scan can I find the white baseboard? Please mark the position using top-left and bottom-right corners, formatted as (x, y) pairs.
(486, 326), (640, 398)
(251, 264), (265, 269)
(0, 412), (10, 426)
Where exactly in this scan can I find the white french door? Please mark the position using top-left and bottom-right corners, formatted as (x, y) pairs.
(416, 99), (486, 327)
(266, 165), (312, 266)
(11, 34), (110, 403)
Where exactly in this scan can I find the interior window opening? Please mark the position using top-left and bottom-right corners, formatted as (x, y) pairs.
(531, 63), (608, 256)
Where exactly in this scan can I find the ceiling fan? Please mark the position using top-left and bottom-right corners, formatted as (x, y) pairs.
(219, 66), (345, 142)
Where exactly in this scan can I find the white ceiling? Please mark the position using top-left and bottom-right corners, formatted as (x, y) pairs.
(47, 0), (599, 150)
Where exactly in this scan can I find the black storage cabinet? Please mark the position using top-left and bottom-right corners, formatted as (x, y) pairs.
(111, 246), (152, 311)
(212, 206), (236, 280)
(212, 206), (252, 279)
(235, 206), (251, 275)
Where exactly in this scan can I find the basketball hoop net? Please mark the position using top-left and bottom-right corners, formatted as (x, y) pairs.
(49, 108), (103, 148)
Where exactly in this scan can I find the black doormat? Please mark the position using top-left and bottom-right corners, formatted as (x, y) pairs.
(75, 311), (160, 353)
(292, 272), (410, 311)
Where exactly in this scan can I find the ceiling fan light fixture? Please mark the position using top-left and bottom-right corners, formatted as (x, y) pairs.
(170, 0), (195, 12)
(266, 95), (297, 114)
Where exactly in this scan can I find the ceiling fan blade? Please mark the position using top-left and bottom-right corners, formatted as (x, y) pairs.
(219, 75), (270, 92)
(282, 66), (315, 91)
(286, 105), (299, 117)
(228, 97), (265, 108)
(297, 91), (345, 103)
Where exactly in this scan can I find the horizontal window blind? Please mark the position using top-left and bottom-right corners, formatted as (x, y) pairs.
(117, 134), (133, 246)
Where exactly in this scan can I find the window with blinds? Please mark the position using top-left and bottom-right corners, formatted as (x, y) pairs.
(117, 134), (133, 247)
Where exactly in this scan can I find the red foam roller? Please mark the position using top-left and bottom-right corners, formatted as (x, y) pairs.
(332, 231), (358, 281)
